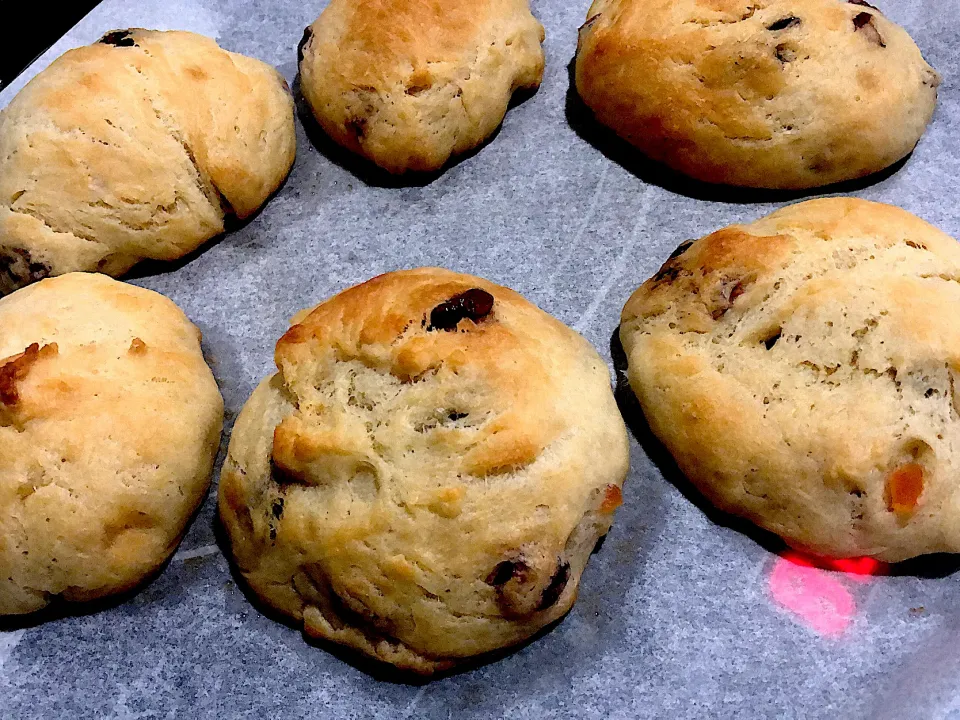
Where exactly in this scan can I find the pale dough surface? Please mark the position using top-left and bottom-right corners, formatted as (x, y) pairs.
(622, 198), (960, 562)
(0, 273), (224, 614)
(220, 268), (629, 673)
(0, 29), (296, 293)
(299, 0), (545, 173)
(576, 0), (940, 189)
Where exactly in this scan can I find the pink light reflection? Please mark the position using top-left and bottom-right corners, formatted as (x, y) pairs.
(767, 551), (887, 637)
(820, 555), (887, 583)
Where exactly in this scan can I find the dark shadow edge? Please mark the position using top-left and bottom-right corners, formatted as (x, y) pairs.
(124, 166), (294, 282)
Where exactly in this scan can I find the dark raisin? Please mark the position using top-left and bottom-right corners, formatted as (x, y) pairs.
(486, 559), (528, 586)
(729, 281), (746, 303)
(269, 524), (277, 541)
(0, 344), (40, 406)
(0, 247), (50, 295)
(405, 83), (432, 96)
(297, 26), (313, 63)
(650, 243), (694, 285)
(712, 279), (749, 320)
(848, 0), (878, 9)
(775, 43), (797, 63)
(345, 116), (368, 140)
(652, 264), (682, 284)
(538, 562), (571, 610)
(853, 12), (886, 46)
(271, 497), (285, 519)
(448, 411), (469, 421)
(428, 288), (495, 331)
(271, 459), (303, 486)
(667, 239), (695, 260)
(579, 13), (602, 33)
(20, 250), (48, 282)
(767, 16), (800, 31)
(99, 30), (138, 47)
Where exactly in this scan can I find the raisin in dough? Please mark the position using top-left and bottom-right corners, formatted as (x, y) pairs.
(575, 0), (940, 189)
(298, 0), (545, 174)
(0, 273), (223, 614)
(0, 29), (296, 294)
(621, 198), (960, 562)
(219, 268), (629, 673)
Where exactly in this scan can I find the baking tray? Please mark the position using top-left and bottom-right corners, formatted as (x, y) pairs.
(1, 0), (958, 717)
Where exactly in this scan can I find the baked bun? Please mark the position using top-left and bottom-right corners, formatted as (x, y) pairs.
(621, 198), (960, 562)
(220, 268), (629, 673)
(575, 0), (940, 189)
(0, 29), (296, 294)
(0, 273), (223, 614)
(298, 0), (545, 173)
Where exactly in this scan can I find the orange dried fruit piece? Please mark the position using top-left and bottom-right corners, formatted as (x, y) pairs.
(600, 484), (623, 513)
(886, 463), (924, 516)
(0, 342), (58, 406)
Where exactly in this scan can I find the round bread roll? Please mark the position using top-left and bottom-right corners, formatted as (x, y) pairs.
(298, 0), (545, 174)
(621, 198), (960, 562)
(0, 273), (223, 614)
(219, 268), (629, 673)
(575, 0), (940, 189)
(0, 29), (296, 294)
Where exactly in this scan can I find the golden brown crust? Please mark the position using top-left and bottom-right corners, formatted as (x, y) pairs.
(621, 198), (960, 561)
(0, 273), (224, 614)
(0, 29), (296, 293)
(575, 0), (940, 189)
(0, 343), (58, 407)
(220, 268), (629, 673)
(299, 0), (545, 173)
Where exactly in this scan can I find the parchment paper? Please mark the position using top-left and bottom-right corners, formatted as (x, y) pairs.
(1, 0), (958, 717)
